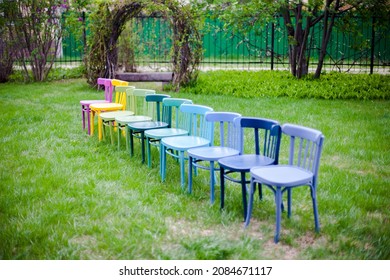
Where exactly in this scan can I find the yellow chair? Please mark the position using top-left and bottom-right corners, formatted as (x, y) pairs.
(89, 79), (129, 141)
(100, 86), (136, 144)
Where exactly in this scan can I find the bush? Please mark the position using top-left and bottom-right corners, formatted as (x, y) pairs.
(180, 70), (390, 100)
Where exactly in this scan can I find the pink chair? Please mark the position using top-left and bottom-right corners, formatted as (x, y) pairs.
(80, 78), (113, 135)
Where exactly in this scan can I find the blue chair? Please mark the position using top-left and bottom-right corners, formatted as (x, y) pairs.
(160, 104), (214, 188)
(144, 98), (193, 169)
(218, 117), (282, 220)
(187, 112), (242, 204)
(245, 123), (325, 243)
(127, 94), (171, 163)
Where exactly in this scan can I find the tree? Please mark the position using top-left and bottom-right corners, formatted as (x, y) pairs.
(2, 0), (69, 81)
(206, 0), (390, 78)
(83, 0), (203, 90)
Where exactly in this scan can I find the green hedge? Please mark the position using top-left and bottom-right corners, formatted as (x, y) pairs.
(180, 70), (390, 100)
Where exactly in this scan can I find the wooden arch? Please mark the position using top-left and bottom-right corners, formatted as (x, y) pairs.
(85, 0), (202, 91)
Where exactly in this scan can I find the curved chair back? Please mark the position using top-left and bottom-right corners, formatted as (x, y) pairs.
(205, 112), (241, 148)
(127, 88), (156, 116)
(145, 94), (171, 121)
(161, 98), (193, 128)
(235, 117), (282, 164)
(282, 123), (325, 181)
(180, 104), (214, 141)
(97, 78), (113, 101)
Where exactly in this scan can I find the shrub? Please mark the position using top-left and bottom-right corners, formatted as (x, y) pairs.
(180, 70), (390, 100)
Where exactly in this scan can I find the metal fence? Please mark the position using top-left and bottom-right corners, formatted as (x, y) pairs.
(59, 15), (390, 74)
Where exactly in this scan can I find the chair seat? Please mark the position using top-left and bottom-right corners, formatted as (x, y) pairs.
(218, 154), (275, 171)
(80, 100), (108, 106)
(250, 165), (313, 187)
(145, 128), (188, 139)
(90, 103), (123, 110)
(188, 146), (239, 161)
(162, 136), (210, 151)
(128, 121), (169, 130)
(100, 110), (134, 120)
(115, 115), (152, 125)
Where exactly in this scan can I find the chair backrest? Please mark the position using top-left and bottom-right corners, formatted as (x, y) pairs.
(205, 112), (241, 148)
(145, 94), (171, 121)
(126, 88), (156, 116)
(180, 104), (214, 141)
(235, 117), (282, 163)
(161, 98), (193, 128)
(97, 78), (113, 102)
(114, 85), (135, 109)
(282, 123), (324, 180)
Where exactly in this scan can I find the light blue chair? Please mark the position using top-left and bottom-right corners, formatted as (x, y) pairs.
(144, 98), (193, 169)
(160, 104), (214, 188)
(187, 112), (242, 204)
(245, 123), (325, 243)
(218, 117), (282, 220)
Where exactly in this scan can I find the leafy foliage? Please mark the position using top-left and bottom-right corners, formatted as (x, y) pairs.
(180, 70), (390, 100)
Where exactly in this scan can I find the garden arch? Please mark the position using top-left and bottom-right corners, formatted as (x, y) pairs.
(85, 0), (203, 91)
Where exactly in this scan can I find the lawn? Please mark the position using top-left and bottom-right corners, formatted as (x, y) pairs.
(0, 77), (389, 259)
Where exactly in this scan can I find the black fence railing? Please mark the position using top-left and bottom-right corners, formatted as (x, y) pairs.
(59, 15), (390, 74)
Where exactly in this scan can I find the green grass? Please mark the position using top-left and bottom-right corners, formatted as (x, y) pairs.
(0, 77), (389, 260)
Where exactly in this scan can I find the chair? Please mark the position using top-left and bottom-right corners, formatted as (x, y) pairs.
(115, 88), (156, 150)
(245, 123), (325, 243)
(89, 79), (129, 140)
(127, 94), (171, 163)
(160, 104), (214, 187)
(187, 112), (242, 204)
(80, 78), (112, 135)
(144, 98), (193, 169)
(100, 85), (136, 144)
(218, 117), (282, 220)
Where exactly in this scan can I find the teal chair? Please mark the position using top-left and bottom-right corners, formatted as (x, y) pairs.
(127, 94), (171, 163)
(245, 123), (325, 243)
(144, 98), (193, 169)
(160, 104), (214, 188)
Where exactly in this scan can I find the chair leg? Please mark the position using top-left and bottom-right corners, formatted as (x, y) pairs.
(117, 126), (121, 150)
(81, 106), (86, 130)
(258, 183), (263, 201)
(179, 151), (185, 188)
(140, 131), (145, 163)
(287, 188), (292, 218)
(90, 111), (94, 136)
(146, 137), (152, 168)
(274, 187), (282, 243)
(109, 121), (114, 145)
(210, 161), (215, 204)
(241, 172), (248, 221)
(129, 127), (134, 157)
(245, 177), (256, 227)
(220, 166), (225, 210)
(311, 186), (320, 232)
(160, 143), (166, 182)
(188, 156), (193, 194)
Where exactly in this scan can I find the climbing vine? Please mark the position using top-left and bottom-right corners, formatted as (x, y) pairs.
(85, 0), (203, 90)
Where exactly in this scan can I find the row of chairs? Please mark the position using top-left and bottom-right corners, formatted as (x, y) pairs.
(80, 78), (325, 243)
